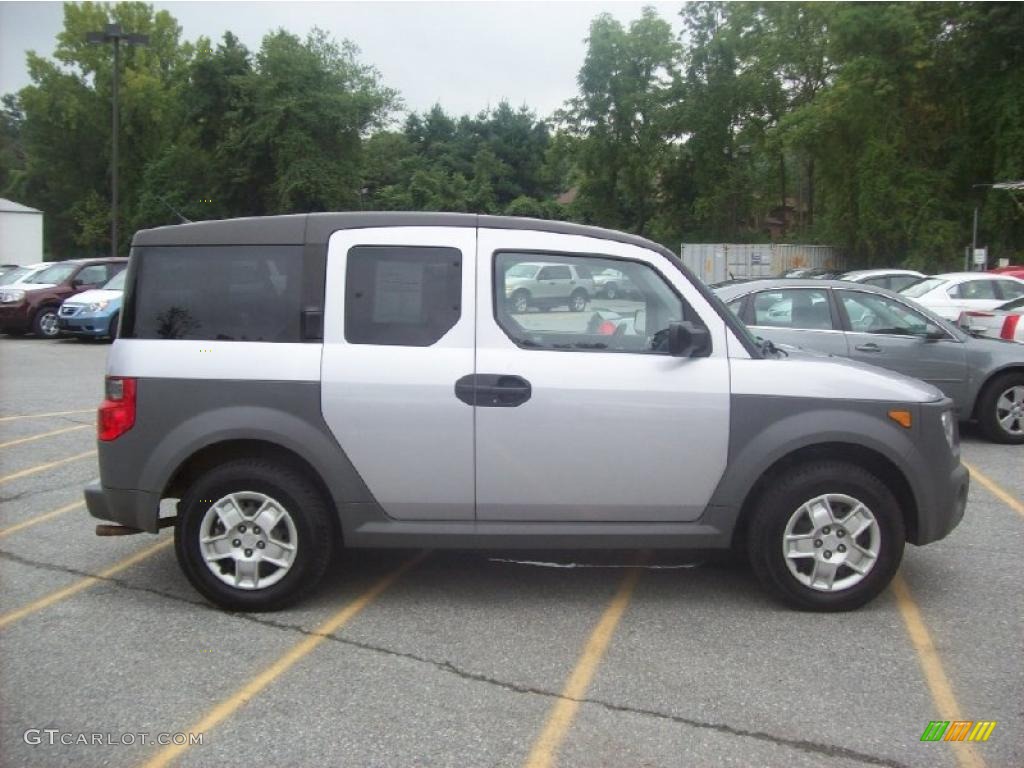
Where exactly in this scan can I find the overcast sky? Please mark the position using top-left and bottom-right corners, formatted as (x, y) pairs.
(0, 1), (683, 117)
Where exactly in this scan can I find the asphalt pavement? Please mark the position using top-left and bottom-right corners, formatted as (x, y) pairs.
(0, 335), (1021, 768)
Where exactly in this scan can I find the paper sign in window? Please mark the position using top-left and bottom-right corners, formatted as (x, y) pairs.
(373, 260), (424, 323)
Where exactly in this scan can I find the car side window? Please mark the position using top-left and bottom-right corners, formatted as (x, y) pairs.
(839, 290), (930, 336)
(888, 275), (920, 292)
(751, 289), (834, 330)
(996, 280), (1024, 300)
(494, 252), (705, 354)
(956, 280), (997, 300)
(861, 276), (890, 289)
(537, 265), (571, 281)
(76, 265), (108, 285)
(345, 245), (462, 347)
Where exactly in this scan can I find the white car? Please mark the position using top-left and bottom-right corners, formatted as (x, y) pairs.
(957, 296), (1024, 343)
(838, 269), (925, 292)
(900, 272), (1024, 320)
(0, 262), (51, 288)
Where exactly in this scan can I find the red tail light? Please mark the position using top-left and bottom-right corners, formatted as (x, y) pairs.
(596, 320), (617, 335)
(1002, 314), (1021, 340)
(98, 376), (136, 441)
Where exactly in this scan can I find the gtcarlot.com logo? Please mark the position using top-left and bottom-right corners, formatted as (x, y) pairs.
(920, 721), (997, 742)
(23, 730), (204, 747)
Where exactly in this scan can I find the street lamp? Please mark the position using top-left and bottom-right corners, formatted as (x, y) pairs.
(86, 24), (148, 259)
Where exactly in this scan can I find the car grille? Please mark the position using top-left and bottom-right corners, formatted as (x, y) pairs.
(60, 304), (83, 317)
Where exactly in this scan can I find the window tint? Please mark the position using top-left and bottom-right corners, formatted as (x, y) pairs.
(76, 265), (109, 285)
(955, 280), (997, 300)
(127, 246), (303, 341)
(103, 270), (127, 290)
(345, 245), (461, 347)
(537, 265), (571, 280)
(495, 252), (706, 354)
(902, 278), (945, 297)
(888, 275), (921, 292)
(996, 280), (1024, 300)
(751, 289), (833, 330)
(839, 291), (932, 336)
(861, 276), (890, 289)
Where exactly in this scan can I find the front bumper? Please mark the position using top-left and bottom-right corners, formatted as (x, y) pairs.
(908, 400), (970, 545)
(914, 462), (969, 545)
(58, 315), (112, 337)
(0, 303), (31, 331)
(84, 480), (162, 533)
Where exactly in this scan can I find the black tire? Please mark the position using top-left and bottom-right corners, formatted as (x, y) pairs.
(107, 312), (120, 341)
(175, 458), (335, 611)
(31, 306), (60, 338)
(511, 289), (531, 313)
(976, 372), (1024, 444)
(569, 290), (588, 312)
(746, 461), (905, 612)
(604, 283), (618, 300)
(2, 328), (26, 336)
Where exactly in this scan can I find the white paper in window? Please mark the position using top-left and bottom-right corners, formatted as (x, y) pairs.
(373, 260), (424, 323)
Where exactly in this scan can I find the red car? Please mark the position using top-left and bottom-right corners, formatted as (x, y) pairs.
(989, 265), (1024, 280)
(0, 258), (128, 338)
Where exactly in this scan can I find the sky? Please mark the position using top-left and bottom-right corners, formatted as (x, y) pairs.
(0, 0), (683, 118)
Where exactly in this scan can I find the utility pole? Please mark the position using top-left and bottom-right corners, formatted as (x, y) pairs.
(86, 24), (148, 259)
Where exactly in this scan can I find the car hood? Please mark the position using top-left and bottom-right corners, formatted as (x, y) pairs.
(64, 288), (122, 305)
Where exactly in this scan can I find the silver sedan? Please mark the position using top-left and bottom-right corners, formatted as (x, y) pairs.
(714, 279), (1024, 444)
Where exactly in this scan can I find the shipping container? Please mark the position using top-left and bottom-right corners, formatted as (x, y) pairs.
(681, 243), (845, 285)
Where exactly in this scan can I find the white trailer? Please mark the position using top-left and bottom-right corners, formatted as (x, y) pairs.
(681, 242), (844, 284)
(0, 198), (44, 265)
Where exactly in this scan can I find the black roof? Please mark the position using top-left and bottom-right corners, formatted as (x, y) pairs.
(131, 212), (676, 260)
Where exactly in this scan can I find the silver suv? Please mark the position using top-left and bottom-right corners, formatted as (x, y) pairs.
(504, 261), (595, 312)
(84, 213), (969, 613)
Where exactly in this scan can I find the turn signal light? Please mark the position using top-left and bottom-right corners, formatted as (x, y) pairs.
(888, 409), (912, 429)
(98, 376), (137, 441)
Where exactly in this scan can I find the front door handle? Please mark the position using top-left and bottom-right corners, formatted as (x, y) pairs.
(455, 374), (532, 407)
(855, 342), (882, 352)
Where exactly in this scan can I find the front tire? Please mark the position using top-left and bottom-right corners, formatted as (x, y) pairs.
(175, 458), (335, 611)
(107, 312), (120, 341)
(747, 461), (905, 612)
(511, 289), (531, 313)
(977, 373), (1024, 444)
(32, 306), (60, 338)
(569, 290), (588, 312)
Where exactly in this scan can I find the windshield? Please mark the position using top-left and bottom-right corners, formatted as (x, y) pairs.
(103, 270), (127, 290)
(26, 262), (76, 284)
(0, 267), (31, 285)
(900, 277), (945, 298)
(506, 265), (539, 279)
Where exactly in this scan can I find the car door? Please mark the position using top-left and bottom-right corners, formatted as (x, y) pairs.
(837, 288), (968, 407)
(742, 286), (848, 356)
(320, 226), (477, 520)
(473, 227), (731, 522)
(948, 279), (1004, 314)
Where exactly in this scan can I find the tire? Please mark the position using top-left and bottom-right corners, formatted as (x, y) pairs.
(604, 283), (618, 300)
(746, 461), (905, 612)
(976, 373), (1024, 444)
(511, 289), (531, 313)
(31, 306), (60, 338)
(107, 312), (120, 341)
(174, 458), (335, 611)
(569, 290), (588, 312)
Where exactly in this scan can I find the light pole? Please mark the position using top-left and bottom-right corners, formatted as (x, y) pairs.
(87, 24), (148, 259)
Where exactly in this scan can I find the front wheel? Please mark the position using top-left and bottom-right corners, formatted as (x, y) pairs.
(569, 290), (588, 312)
(747, 461), (905, 611)
(32, 306), (60, 338)
(107, 312), (120, 341)
(977, 373), (1024, 444)
(175, 458), (335, 611)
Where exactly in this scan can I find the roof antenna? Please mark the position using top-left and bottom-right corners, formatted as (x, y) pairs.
(158, 196), (192, 224)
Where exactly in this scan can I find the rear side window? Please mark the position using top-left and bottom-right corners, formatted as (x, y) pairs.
(344, 245), (462, 346)
(126, 246), (303, 341)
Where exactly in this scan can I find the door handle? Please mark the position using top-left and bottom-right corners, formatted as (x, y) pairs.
(454, 374), (532, 407)
(855, 342), (882, 352)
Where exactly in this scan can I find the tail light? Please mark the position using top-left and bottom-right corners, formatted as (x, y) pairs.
(98, 376), (136, 441)
(1002, 314), (1021, 340)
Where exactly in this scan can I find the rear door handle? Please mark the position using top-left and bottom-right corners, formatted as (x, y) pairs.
(855, 342), (882, 352)
(455, 374), (532, 407)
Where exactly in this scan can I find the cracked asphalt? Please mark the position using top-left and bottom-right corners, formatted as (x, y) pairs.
(0, 336), (1021, 768)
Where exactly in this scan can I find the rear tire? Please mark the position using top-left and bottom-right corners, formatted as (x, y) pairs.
(747, 461), (905, 612)
(175, 458), (335, 611)
(976, 373), (1024, 444)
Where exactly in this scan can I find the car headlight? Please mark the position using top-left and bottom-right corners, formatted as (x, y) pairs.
(0, 289), (25, 303)
(941, 410), (959, 455)
(87, 300), (109, 312)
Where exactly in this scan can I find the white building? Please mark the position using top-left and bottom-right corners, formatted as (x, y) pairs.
(0, 198), (44, 265)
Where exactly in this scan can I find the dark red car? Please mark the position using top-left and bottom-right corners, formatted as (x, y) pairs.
(989, 265), (1024, 280)
(0, 258), (128, 338)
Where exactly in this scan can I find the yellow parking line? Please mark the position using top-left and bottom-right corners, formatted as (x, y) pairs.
(138, 551), (428, 768)
(963, 461), (1024, 519)
(0, 424), (90, 450)
(892, 575), (984, 768)
(523, 567), (643, 768)
(0, 408), (94, 423)
(0, 500), (84, 539)
(0, 538), (172, 630)
(0, 450), (96, 484)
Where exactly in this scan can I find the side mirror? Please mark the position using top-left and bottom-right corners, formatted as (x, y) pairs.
(71, 278), (84, 288)
(633, 308), (646, 335)
(923, 323), (946, 341)
(668, 321), (711, 357)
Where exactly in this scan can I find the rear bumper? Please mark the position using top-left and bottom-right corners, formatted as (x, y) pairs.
(84, 480), (162, 533)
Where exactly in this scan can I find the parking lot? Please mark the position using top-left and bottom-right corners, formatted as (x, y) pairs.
(0, 336), (1021, 768)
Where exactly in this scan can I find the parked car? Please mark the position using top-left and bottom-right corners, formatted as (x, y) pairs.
(989, 265), (1024, 280)
(504, 260), (595, 312)
(591, 267), (638, 299)
(837, 269), (926, 292)
(0, 264), (20, 280)
(57, 269), (126, 340)
(715, 279), (1024, 443)
(0, 257), (128, 338)
(779, 267), (842, 279)
(899, 272), (1024, 320)
(0, 262), (49, 286)
(957, 296), (1024, 343)
(85, 213), (967, 614)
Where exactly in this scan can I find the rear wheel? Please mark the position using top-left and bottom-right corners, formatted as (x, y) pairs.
(32, 306), (60, 338)
(977, 373), (1024, 444)
(511, 289), (531, 313)
(175, 458), (335, 611)
(747, 461), (905, 611)
(604, 283), (619, 300)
